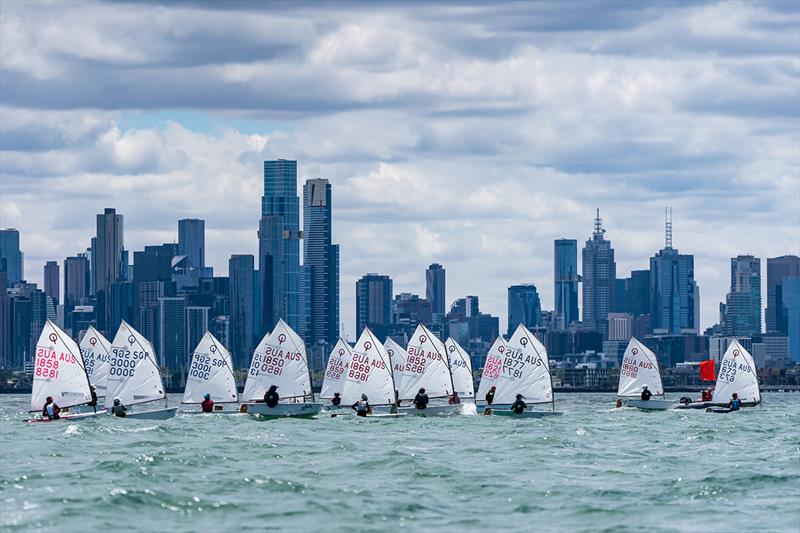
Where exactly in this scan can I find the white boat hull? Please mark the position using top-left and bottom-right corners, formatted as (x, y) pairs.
(485, 408), (562, 418)
(109, 407), (177, 420)
(242, 402), (322, 419)
(397, 404), (462, 416)
(178, 404), (243, 415)
(624, 398), (678, 411)
(25, 411), (105, 423)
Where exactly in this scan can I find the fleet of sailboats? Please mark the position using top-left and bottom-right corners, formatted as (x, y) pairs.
(24, 318), (764, 424)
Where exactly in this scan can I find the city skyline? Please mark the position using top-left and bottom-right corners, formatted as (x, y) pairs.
(1, 1), (798, 338)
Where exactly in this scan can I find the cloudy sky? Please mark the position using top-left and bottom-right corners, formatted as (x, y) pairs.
(1, 0), (798, 337)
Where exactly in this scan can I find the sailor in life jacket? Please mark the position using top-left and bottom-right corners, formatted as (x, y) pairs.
(42, 397), (61, 420)
(201, 393), (214, 413)
(352, 394), (371, 417)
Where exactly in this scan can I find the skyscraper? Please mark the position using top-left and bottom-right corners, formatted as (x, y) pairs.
(723, 255), (761, 336)
(158, 297), (186, 377)
(185, 306), (210, 357)
(302, 178), (339, 346)
(258, 215), (284, 333)
(554, 239), (579, 329)
(43, 261), (59, 304)
(784, 277), (800, 364)
(261, 159), (301, 330)
(356, 274), (393, 341)
(178, 219), (205, 270)
(0, 228), (23, 286)
(229, 254), (255, 369)
(507, 284), (542, 336)
(63, 254), (90, 308)
(649, 209), (699, 334)
(0, 271), (8, 364)
(582, 210), (615, 336)
(766, 255), (800, 334)
(426, 263), (446, 319)
(93, 208), (124, 293)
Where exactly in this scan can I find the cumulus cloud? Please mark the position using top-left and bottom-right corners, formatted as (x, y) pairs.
(0, 0), (798, 335)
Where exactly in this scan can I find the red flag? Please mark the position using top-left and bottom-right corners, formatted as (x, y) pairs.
(699, 360), (715, 381)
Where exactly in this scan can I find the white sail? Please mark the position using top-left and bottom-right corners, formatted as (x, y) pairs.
(105, 321), (166, 408)
(477, 336), (506, 400)
(445, 338), (474, 398)
(242, 319), (311, 401)
(384, 337), (408, 394)
(182, 332), (238, 404)
(494, 324), (552, 405)
(30, 321), (92, 411)
(340, 327), (396, 406)
(617, 337), (663, 397)
(712, 339), (761, 405)
(79, 326), (112, 397)
(320, 338), (353, 399)
(398, 324), (453, 400)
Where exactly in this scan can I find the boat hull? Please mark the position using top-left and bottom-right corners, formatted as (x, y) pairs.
(25, 411), (105, 423)
(486, 408), (562, 418)
(109, 407), (177, 420)
(623, 398), (678, 411)
(397, 404), (462, 416)
(675, 400), (760, 410)
(178, 404), (242, 415)
(241, 402), (322, 419)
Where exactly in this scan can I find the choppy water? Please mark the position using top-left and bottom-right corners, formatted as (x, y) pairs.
(1, 393), (798, 532)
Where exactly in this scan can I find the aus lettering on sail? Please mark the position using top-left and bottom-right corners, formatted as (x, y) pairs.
(406, 336), (442, 375)
(483, 345), (504, 381)
(348, 341), (387, 383)
(501, 337), (543, 380)
(35, 336), (80, 380)
(717, 350), (751, 383)
(325, 353), (347, 381)
(620, 355), (653, 379)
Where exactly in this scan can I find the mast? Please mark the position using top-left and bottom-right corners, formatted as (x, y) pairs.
(523, 326), (555, 411)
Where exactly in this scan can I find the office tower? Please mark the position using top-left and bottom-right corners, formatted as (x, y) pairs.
(158, 297), (186, 375)
(88, 238), (96, 296)
(185, 306), (210, 356)
(426, 263), (446, 319)
(0, 271), (8, 364)
(93, 208), (124, 293)
(43, 261), (59, 304)
(0, 228), (23, 286)
(465, 296), (480, 318)
(582, 210), (616, 336)
(554, 239), (579, 329)
(607, 312), (633, 341)
(302, 178), (339, 346)
(210, 315), (231, 350)
(649, 208), (699, 334)
(766, 255), (800, 333)
(132, 243), (178, 333)
(261, 159), (301, 330)
(109, 281), (134, 334)
(229, 254), (255, 369)
(178, 219), (205, 270)
(356, 274), (393, 341)
(258, 215), (284, 333)
(784, 277), (800, 364)
(507, 284), (542, 336)
(722, 255), (761, 336)
(623, 270), (651, 318)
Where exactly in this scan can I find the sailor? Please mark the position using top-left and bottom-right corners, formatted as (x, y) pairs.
(615, 399), (623, 408)
(701, 388), (713, 402)
(511, 394), (527, 415)
(111, 398), (127, 417)
(264, 385), (279, 408)
(728, 393), (742, 411)
(448, 391), (461, 405)
(413, 388), (429, 410)
(640, 385), (652, 401)
(395, 389), (401, 408)
(331, 392), (342, 407)
(88, 385), (98, 411)
(201, 393), (214, 413)
(352, 394), (371, 417)
(485, 385), (496, 405)
(42, 396), (61, 420)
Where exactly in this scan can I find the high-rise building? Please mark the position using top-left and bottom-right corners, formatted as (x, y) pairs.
(185, 306), (210, 357)
(607, 312), (633, 341)
(109, 281), (134, 334)
(426, 263), (446, 319)
(356, 274), (393, 341)
(554, 239), (579, 329)
(63, 254), (90, 308)
(722, 255), (761, 336)
(0, 271), (8, 364)
(210, 315), (231, 351)
(261, 159), (301, 330)
(43, 261), (59, 304)
(302, 178), (339, 346)
(766, 255), (800, 334)
(649, 209), (698, 334)
(623, 270), (651, 318)
(0, 228), (23, 286)
(158, 297), (186, 377)
(582, 210), (615, 336)
(178, 219), (205, 270)
(465, 296), (480, 318)
(229, 254), (255, 369)
(507, 284), (542, 336)
(784, 277), (800, 364)
(258, 215), (284, 334)
(93, 208), (124, 293)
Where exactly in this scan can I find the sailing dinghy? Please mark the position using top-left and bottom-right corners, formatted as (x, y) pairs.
(617, 337), (677, 411)
(26, 321), (103, 423)
(445, 337), (475, 404)
(484, 324), (561, 417)
(180, 332), (239, 414)
(384, 337), (408, 397)
(476, 336), (506, 411)
(320, 338), (353, 412)
(240, 319), (322, 419)
(397, 325), (460, 415)
(105, 321), (177, 420)
(79, 326), (112, 405)
(338, 327), (403, 417)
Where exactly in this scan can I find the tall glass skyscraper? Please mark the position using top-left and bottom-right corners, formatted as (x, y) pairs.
(229, 254), (255, 369)
(582, 211), (615, 336)
(723, 255), (761, 336)
(356, 274), (393, 342)
(94, 208), (124, 294)
(261, 160), (301, 331)
(554, 239), (579, 329)
(303, 178), (339, 346)
(426, 263), (446, 319)
(766, 255), (800, 334)
(0, 228), (23, 286)
(43, 261), (59, 304)
(507, 284), (542, 336)
(178, 219), (205, 270)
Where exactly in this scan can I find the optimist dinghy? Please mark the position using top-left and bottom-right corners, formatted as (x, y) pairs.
(179, 332), (239, 414)
(445, 337), (475, 405)
(616, 338), (677, 411)
(338, 327), (400, 417)
(475, 336), (506, 411)
(320, 338), (353, 413)
(397, 325), (461, 416)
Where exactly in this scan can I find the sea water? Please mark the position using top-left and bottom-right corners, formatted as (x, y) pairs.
(1, 393), (798, 532)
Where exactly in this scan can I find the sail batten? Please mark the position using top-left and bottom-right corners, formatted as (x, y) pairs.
(183, 332), (238, 404)
(30, 321), (92, 411)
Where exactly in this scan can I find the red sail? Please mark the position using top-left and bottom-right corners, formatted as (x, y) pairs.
(699, 360), (716, 382)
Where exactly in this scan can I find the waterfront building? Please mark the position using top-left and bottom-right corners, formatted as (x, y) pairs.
(355, 273), (393, 341)
(229, 254), (255, 369)
(582, 210), (615, 336)
(43, 261), (59, 304)
(0, 228), (23, 287)
(507, 284), (542, 336)
(63, 254), (90, 307)
(766, 255), (800, 334)
(722, 255), (761, 336)
(426, 263), (446, 321)
(554, 239), (579, 329)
